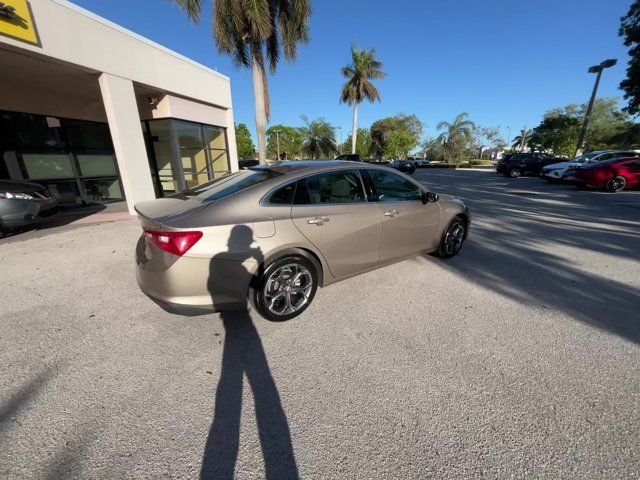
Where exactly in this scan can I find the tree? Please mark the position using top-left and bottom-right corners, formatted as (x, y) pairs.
(619, 1), (640, 115)
(300, 116), (337, 159)
(266, 125), (303, 160)
(235, 123), (255, 159)
(340, 45), (385, 154)
(384, 130), (416, 159)
(370, 114), (423, 158)
(172, 0), (311, 164)
(340, 128), (373, 158)
(436, 113), (476, 164)
(423, 137), (446, 162)
(528, 115), (580, 157)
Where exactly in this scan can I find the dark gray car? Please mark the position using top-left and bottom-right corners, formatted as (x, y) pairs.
(0, 180), (59, 233)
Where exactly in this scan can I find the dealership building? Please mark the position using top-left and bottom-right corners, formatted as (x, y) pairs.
(0, 0), (238, 214)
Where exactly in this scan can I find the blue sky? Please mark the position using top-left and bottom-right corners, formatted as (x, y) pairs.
(74, 0), (633, 144)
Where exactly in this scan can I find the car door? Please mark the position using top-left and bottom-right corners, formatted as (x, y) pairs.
(363, 168), (442, 263)
(290, 169), (382, 278)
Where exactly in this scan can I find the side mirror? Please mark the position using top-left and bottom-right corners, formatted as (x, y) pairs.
(422, 191), (439, 204)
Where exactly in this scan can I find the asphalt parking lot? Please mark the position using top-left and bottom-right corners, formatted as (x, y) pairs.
(1, 169), (639, 479)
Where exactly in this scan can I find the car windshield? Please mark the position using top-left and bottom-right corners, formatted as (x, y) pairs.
(180, 168), (284, 202)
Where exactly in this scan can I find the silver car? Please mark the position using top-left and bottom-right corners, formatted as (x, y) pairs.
(135, 161), (470, 321)
(0, 180), (59, 235)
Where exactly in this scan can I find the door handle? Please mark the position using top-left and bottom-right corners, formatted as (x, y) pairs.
(384, 210), (399, 217)
(307, 217), (329, 225)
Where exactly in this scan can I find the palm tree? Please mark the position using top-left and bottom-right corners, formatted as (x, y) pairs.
(300, 116), (337, 159)
(512, 129), (532, 151)
(437, 113), (476, 163)
(172, 0), (311, 164)
(340, 44), (385, 154)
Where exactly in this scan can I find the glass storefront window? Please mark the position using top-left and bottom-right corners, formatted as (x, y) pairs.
(82, 178), (124, 203)
(63, 120), (113, 150)
(181, 148), (210, 189)
(22, 153), (76, 179)
(176, 121), (203, 148)
(152, 139), (179, 194)
(77, 154), (117, 177)
(149, 120), (171, 142)
(204, 126), (226, 149)
(40, 180), (81, 205)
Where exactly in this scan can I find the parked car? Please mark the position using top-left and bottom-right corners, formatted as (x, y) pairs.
(238, 159), (260, 169)
(414, 159), (430, 168)
(496, 153), (563, 178)
(540, 150), (639, 181)
(135, 161), (470, 321)
(494, 154), (514, 172)
(389, 159), (416, 174)
(562, 157), (640, 192)
(0, 180), (59, 234)
(335, 154), (363, 162)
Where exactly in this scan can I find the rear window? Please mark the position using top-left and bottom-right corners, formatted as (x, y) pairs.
(181, 168), (283, 203)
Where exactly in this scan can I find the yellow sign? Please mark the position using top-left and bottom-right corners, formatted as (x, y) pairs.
(0, 0), (40, 47)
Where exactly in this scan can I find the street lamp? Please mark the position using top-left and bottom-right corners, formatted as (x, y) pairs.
(574, 58), (617, 157)
(337, 126), (343, 154)
(273, 129), (281, 160)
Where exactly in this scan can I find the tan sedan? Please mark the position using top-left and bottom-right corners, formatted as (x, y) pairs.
(135, 161), (470, 321)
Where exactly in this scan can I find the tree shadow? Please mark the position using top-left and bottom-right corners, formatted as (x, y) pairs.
(201, 225), (299, 480)
(417, 171), (640, 344)
(0, 366), (54, 437)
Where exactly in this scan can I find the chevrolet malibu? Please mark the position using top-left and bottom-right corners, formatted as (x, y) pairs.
(135, 161), (470, 321)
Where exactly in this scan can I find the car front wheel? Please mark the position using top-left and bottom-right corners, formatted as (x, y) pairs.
(605, 176), (626, 193)
(435, 217), (466, 258)
(251, 255), (318, 321)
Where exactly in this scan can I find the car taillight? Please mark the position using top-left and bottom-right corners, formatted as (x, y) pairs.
(143, 229), (203, 256)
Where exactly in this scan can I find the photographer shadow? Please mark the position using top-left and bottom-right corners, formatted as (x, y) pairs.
(201, 225), (299, 480)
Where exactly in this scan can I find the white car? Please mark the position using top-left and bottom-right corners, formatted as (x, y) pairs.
(540, 150), (640, 181)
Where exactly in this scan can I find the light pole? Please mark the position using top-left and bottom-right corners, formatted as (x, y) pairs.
(574, 58), (617, 157)
(273, 129), (281, 160)
(337, 127), (343, 154)
(506, 126), (511, 149)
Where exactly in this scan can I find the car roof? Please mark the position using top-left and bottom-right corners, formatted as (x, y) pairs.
(252, 160), (380, 175)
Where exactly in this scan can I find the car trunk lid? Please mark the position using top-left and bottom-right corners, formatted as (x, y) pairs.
(134, 197), (208, 230)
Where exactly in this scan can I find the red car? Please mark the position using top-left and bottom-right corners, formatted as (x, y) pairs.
(562, 157), (640, 192)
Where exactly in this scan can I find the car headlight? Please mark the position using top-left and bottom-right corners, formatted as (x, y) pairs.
(0, 191), (35, 200)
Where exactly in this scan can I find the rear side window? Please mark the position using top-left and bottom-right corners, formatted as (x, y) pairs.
(268, 183), (296, 204)
(293, 170), (365, 205)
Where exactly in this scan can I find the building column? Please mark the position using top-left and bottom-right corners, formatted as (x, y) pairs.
(98, 73), (155, 214)
(225, 108), (239, 172)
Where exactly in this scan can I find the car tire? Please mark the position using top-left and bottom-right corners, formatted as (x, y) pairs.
(251, 255), (318, 321)
(435, 217), (466, 258)
(605, 176), (626, 193)
(508, 168), (522, 178)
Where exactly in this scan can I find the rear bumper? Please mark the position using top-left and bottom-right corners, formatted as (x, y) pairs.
(0, 199), (59, 228)
(135, 235), (258, 314)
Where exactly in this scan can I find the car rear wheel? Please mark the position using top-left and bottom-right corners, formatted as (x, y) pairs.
(605, 176), (626, 193)
(251, 255), (318, 321)
(507, 168), (522, 178)
(435, 217), (466, 258)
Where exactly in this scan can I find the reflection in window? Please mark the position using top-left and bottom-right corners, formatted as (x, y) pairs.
(22, 154), (76, 180)
(82, 178), (124, 203)
(77, 154), (117, 177)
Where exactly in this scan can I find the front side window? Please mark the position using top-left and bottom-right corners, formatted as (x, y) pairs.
(294, 170), (365, 205)
(367, 169), (422, 202)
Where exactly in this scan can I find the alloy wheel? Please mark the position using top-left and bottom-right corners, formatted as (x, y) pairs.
(607, 176), (626, 192)
(444, 221), (465, 255)
(262, 263), (314, 317)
